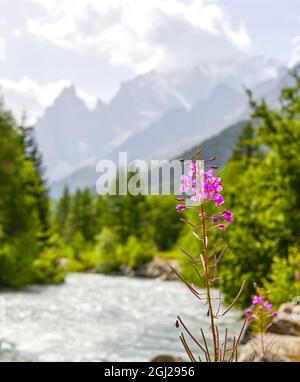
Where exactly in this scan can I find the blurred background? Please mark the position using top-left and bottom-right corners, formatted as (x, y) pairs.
(0, 0), (299, 361)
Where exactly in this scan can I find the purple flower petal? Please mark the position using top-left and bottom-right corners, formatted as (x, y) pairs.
(176, 205), (186, 212)
(222, 210), (233, 223)
(213, 194), (224, 206)
(252, 295), (263, 305)
(212, 216), (219, 224)
(263, 301), (272, 311)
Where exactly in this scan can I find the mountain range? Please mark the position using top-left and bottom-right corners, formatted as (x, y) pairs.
(33, 56), (295, 198)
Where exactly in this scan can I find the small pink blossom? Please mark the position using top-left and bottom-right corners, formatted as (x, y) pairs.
(213, 194), (224, 206)
(188, 162), (196, 177)
(180, 175), (190, 193)
(222, 210), (233, 223)
(263, 301), (272, 311)
(176, 205), (186, 213)
(191, 193), (202, 202)
(212, 216), (219, 224)
(252, 295), (263, 305)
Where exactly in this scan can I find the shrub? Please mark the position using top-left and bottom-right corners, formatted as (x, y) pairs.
(95, 228), (120, 273)
(0, 234), (39, 288)
(33, 247), (66, 284)
(121, 235), (154, 269)
(264, 247), (300, 308)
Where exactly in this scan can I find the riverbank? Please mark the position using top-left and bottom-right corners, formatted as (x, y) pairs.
(108, 256), (179, 281)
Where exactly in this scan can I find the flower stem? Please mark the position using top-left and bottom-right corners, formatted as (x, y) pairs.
(200, 203), (218, 361)
(260, 309), (265, 359)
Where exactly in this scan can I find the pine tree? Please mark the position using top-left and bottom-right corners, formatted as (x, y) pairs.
(94, 195), (106, 235)
(231, 122), (260, 166)
(55, 185), (71, 238)
(77, 188), (95, 242)
(64, 188), (96, 243)
(0, 105), (41, 287)
(20, 121), (50, 236)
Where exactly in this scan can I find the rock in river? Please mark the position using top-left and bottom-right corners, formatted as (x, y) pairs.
(268, 302), (300, 336)
(238, 333), (300, 362)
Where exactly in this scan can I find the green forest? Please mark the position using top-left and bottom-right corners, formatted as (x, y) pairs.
(0, 74), (299, 309)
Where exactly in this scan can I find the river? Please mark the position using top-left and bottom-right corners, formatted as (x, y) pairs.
(0, 273), (241, 361)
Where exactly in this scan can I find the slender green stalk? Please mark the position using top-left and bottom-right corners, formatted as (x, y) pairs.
(200, 203), (218, 361)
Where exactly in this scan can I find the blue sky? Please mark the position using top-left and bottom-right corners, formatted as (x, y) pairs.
(0, 0), (299, 123)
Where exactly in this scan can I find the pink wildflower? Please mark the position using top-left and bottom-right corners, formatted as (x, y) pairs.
(180, 175), (190, 193)
(252, 295), (263, 305)
(222, 210), (233, 223)
(263, 301), (272, 311)
(213, 194), (224, 206)
(176, 205), (186, 212)
(188, 162), (196, 177)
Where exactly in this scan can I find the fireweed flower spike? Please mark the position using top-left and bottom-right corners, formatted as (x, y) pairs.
(244, 287), (278, 360)
(173, 147), (245, 363)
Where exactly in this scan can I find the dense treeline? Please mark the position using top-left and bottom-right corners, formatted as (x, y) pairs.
(53, 186), (182, 273)
(0, 75), (299, 309)
(219, 75), (300, 306)
(0, 105), (183, 286)
(0, 105), (52, 287)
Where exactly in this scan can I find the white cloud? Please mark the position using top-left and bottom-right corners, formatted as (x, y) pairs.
(27, 0), (252, 73)
(289, 35), (300, 68)
(0, 77), (97, 124)
(76, 88), (97, 109)
(0, 35), (6, 61)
